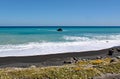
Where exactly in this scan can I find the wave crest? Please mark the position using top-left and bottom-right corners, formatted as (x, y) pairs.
(0, 40), (120, 57)
(63, 34), (120, 41)
(63, 36), (90, 41)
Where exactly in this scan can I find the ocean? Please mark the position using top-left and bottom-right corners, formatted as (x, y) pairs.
(0, 26), (120, 57)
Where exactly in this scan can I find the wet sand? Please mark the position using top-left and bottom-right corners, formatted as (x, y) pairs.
(0, 46), (120, 68)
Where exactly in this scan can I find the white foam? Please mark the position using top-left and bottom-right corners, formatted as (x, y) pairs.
(0, 40), (120, 57)
(63, 34), (120, 41)
(63, 36), (90, 41)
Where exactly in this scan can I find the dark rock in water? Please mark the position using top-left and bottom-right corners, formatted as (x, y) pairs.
(57, 28), (63, 31)
(108, 49), (114, 56)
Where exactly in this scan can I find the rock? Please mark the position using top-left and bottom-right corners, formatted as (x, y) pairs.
(82, 59), (87, 61)
(88, 77), (93, 79)
(108, 49), (114, 56)
(63, 58), (73, 64)
(116, 56), (120, 59)
(110, 58), (119, 63)
(63, 57), (78, 64)
(57, 28), (63, 31)
(63, 61), (72, 64)
(77, 57), (82, 60)
(116, 48), (120, 52)
(30, 65), (36, 68)
(72, 57), (78, 63)
(94, 73), (120, 79)
(96, 56), (102, 59)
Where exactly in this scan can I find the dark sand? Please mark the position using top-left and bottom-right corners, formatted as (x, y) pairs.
(0, 46), (120, 68)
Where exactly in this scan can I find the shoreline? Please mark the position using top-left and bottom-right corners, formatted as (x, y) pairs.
(0, 46), (120, 68)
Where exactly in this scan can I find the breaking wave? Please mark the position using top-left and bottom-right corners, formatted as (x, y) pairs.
(0, 39), (120, 57)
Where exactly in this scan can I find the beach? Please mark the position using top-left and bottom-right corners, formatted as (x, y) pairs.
(0, 46), (120, 79)
(0, 46), (120, 68)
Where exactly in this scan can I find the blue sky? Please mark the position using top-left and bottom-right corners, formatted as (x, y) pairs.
(0, 0), (120, 26)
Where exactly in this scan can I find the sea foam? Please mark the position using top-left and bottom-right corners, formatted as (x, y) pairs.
(0, 39), (120, 57)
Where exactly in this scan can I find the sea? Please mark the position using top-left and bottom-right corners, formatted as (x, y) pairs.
(0, 26), (120, 57)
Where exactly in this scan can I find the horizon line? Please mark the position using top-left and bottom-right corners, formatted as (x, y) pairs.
(0, 25), (120, 26)
(0, 26), (120, 28)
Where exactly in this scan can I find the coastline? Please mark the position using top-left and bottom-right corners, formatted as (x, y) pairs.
(0, 46), (120, 68)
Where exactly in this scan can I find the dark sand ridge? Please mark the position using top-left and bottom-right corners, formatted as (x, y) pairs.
(0, 46), (120, 68)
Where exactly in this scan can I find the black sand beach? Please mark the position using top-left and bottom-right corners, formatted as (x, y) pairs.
(0, 46), (120, 68)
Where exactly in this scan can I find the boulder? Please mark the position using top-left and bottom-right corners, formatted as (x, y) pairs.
(108, 49), (114, 56)
(116, 56), (120, 59)
(63, 57), (78, 64)
(72, 57), (78, 63)
(110, 58), (118, 63)
(30, 65), (36, 68)
(57, 28), (63, 31)
(63, 61), (72, 64)
(96, 56), (102, 59)
(116, 48), (120, 52)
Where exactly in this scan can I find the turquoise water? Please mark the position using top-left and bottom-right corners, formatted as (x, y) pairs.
(0, 26), (120, 57)
(0, 26), (120, 44)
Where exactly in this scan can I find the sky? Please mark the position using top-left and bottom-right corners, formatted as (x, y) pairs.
(0, 0), (120, 26)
